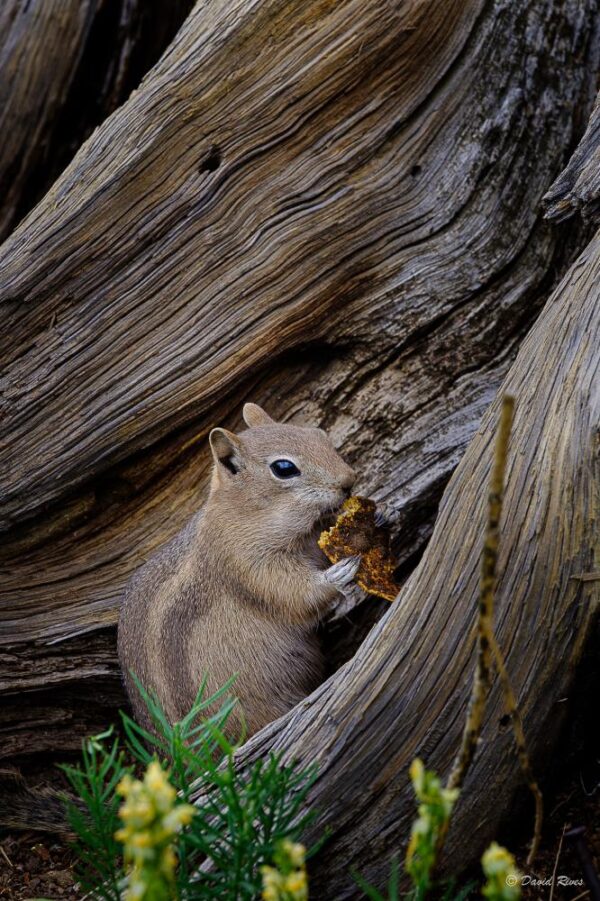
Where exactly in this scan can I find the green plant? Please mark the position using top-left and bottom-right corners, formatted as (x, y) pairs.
(354, 759), (519, 901)
(261, 839), (309, 900)
(405, 759), (459, 898)
(61, 727), (132, 901)
(116, 760), (195, 901)
(481, 843), (521, 901)
(354, 856), (475, 901)
(353, 857), (400, 900)
(61, 674), (317, 900)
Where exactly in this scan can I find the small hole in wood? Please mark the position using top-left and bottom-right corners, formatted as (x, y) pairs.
(499, 713), (511, 729)
(200, 146), (222, 172)
(410, 164), (422, 177)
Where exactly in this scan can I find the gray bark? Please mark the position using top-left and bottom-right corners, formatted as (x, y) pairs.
(234, 230), (600, 895)
(0, 0), (193, 241)
(0, 4), (598, 891)
(544, 88), (600, 223)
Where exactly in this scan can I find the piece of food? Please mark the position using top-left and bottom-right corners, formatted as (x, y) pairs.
(318, 495), (399, 601)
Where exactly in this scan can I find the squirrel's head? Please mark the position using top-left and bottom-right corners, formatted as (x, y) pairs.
(208, 403), (356, 539)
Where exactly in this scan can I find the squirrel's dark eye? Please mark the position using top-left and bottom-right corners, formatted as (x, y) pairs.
(270, 459), (301, 479)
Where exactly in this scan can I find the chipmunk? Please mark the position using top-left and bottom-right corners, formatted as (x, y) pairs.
(117, 403), (362, 738)
(0, 405), (362, 835)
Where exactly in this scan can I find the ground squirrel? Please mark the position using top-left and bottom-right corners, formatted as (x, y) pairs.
(118, 403), (361, 738)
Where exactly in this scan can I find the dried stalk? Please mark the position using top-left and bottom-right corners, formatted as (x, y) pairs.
(446, 395), (515, 793)
(487, 632), (544, 866)
(436, 395), (543, 867)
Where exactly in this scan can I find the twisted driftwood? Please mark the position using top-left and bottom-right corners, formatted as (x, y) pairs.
(1, 0), (597, 762)
(234, 229), (599, 895)
(0, 0), (192, 243)
(544, 89), (600, 224)
(0, 2), (599, 892)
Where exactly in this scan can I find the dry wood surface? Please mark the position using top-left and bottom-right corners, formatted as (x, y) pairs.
(0, 0), (192, 242)
(0, 0), (598, 841)
(234, 228), (600, 895)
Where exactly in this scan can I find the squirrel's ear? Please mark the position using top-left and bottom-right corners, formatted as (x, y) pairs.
(242, 402), (274, 428)
(209, 428), (244, 475)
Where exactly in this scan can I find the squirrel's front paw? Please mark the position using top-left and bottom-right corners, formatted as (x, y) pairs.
(324, 555), (361, 592)
(374, 508), (390, 528)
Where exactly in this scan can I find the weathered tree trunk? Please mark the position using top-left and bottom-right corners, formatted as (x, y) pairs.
(233, 226), (599, 896)
(0, 0), (598, 869)
(0, 0), (193, 242)
(544, 87), (600, 223)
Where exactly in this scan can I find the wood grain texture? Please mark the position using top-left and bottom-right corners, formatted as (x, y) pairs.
(544, 88), (600, 222)
(233, 232), (600, 896)
(0, 0), (193, 241)
(0, 0), (598, 759)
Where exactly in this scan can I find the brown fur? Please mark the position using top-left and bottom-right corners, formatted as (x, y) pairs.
(118, 403), (356, 738)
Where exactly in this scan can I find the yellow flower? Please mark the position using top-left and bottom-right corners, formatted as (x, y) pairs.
(409, 758), (425, 792)
(130, 832), (152, 849)
(405, 758), (459, 893)
(161, 846), (177, 871)
(163, 805), (195, 833)
(261, 841), (308, 900)
(145, 761), (176, 806)
(261, 866), (282, 886)
(482, 842), (522, 900)
(284, 871), (307, 893)
(115, 760), (195, 901)
(281, 840), (305, 869)
(117, 774), (134, 796)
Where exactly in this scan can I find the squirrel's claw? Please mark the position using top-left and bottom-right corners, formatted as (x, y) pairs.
(374, 509), (388, 528)
(324, 555), (361, 591)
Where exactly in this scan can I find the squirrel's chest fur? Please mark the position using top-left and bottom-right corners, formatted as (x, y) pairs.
(118, 516), (325, 736)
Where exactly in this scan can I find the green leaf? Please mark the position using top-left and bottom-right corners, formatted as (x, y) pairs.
(61, 671), (319, 901)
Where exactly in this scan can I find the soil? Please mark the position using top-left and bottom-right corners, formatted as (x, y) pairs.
(515, 778), (600, 901)
(508, 657), (600, 901)
(0, 832), (78, 900)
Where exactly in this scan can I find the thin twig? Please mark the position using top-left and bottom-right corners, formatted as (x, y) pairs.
(548, 825), (565, 901)
(434, 396), (514, 863)
(487, 631), (543, 866)
(436, 395), (544, 868)
(447, 395), (514, 793)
